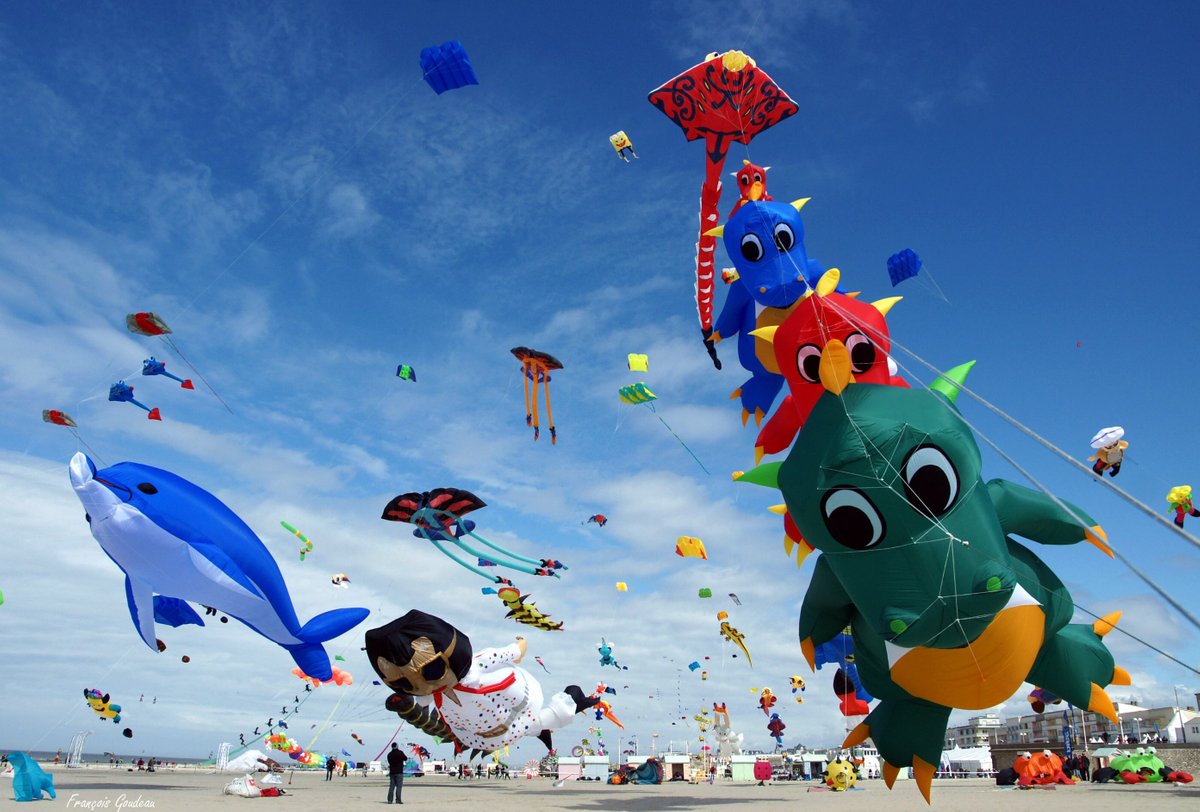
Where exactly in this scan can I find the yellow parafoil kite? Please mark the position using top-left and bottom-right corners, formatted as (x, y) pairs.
(675, 536), (708, 559)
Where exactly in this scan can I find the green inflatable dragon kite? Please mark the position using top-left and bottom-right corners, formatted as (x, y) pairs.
(744, 359), (1127, 803)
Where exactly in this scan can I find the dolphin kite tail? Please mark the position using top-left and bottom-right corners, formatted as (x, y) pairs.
(285, 608), (372, 680)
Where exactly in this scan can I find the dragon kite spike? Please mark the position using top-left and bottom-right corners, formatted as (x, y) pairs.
(871, 296), (903, 317)
(748, 325), (778, 343)
(704, 224), (725, 239)
(882, 760), (899, 790)
(1084, 526), (1114, 557)
(790, 197), (810, 213)
(1092, 610), (1122, 637)
(1111, 665), (1132, 685)
(800, 636), (816, 672)
(912, 755), (936, 805)
(842, 722), (871, 748)
(1088, 682), (1119, 723)
(815, 267), (840, 297)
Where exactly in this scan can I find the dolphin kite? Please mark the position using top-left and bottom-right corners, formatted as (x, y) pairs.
(69, 453), (369, 680)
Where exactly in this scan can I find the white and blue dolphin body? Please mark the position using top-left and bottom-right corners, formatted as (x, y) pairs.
(69, 452), (369, 680)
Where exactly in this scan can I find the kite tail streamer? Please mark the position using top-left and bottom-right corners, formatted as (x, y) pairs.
(464, 526), (558, 570)
(543, 372), (556, 444)
(522, 363), (532, 428)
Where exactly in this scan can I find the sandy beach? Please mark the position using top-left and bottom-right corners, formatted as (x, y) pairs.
(16, 766), (1198, 811)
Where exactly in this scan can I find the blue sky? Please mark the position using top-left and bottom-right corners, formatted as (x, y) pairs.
(1, 1), (1198, 763)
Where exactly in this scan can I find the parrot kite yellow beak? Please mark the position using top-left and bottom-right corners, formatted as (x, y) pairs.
(748, 181), (765, 201)
(819, 339), (855, 395)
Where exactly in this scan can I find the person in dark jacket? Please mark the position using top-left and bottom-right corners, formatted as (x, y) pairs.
(387, 743), (408, 804)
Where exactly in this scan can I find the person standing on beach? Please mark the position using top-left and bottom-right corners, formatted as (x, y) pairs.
(387, 742), (407, 804)
(325, 755), (336, 781)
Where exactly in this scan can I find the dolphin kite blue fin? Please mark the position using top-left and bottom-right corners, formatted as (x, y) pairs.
(153, 596), (205, 627)
(285, 607), (371, 680)
(124, 576), (159, 651)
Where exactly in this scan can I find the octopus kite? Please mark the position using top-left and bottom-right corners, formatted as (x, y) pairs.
(381, 487), (565, 582)
(511, 347), (562, 444)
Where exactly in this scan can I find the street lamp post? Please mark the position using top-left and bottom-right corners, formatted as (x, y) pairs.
(1133, 718), (1143, 743)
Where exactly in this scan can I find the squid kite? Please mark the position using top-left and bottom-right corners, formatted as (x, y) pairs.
(512, 347), (562, 444)
(648, 51), (798, 367)
(381, 487), (566, 582)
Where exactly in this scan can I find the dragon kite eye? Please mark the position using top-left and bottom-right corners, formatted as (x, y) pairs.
(902, 445), (959, 517)
(796, 344), (822, 383)
(773, 223), (795, 252)
(137, 482), (158, 494)
(740, 175), (751, 186)
(753, 172), (763, 183)
(821, 487), (886, 550)
(740, 233), (764, 262)
(845, 332), (876, 374)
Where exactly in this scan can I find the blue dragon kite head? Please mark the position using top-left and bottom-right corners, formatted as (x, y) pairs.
(710, 198), (814, 308)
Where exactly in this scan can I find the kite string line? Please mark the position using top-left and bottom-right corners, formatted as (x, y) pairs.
(372, 722), (406, 763)
(304, 689), (348, 752)
(880, 319), (1200, 555)
(646, 404), (710, 475)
